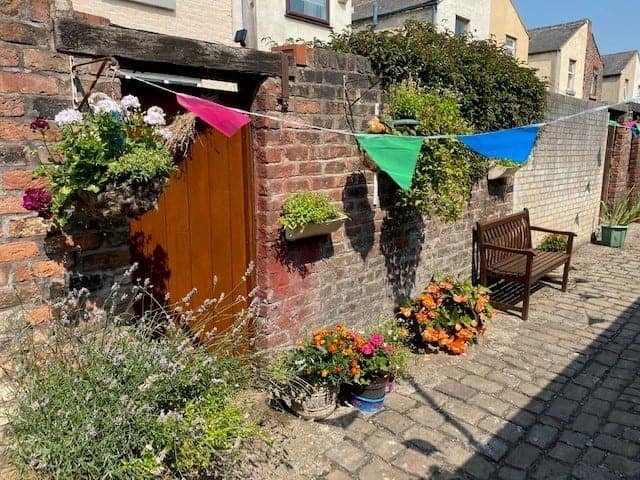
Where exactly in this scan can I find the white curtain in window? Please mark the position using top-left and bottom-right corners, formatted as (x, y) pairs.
(290, 0), (328, 20)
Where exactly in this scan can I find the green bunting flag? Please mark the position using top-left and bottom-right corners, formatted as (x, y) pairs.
(355, 134), (424, 191)
(608, 120), (620, 127)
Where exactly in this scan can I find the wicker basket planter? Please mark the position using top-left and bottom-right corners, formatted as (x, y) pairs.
(284, 215), (348, 241)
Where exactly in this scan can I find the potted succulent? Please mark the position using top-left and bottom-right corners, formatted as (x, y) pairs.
(345, 331), (397, 414)
(269, 324), (352, 420)
(600, 193), (640, 248)
(280, 192), (347, 241)
(487, 159), (520, 180)
(23, 94), (176, 228)
(398, 275), (495, 355)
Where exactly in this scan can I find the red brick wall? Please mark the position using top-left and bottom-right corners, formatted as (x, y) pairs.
(0, 1), (129, 324)
(629, 137), (640, 200)
(251, 48), (514, 349)
(606, 127), (633, 205)
(583, 27), (603, 101)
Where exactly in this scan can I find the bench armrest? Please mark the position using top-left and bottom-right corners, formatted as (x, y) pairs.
(530, 226), (577, 237)
(481, 243), (537, 257)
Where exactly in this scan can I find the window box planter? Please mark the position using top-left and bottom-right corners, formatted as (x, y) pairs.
(601, 224), (628, 248)
(284, 214), (348, 241)
(487, 165), (519, 180)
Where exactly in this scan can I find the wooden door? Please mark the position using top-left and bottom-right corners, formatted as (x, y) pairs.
(130, 125), (256, 335)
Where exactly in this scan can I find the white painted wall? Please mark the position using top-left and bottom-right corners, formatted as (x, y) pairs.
(436, 0), (491, 39)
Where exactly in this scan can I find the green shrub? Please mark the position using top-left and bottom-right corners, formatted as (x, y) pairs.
(3, 270), (264, 480)
(280, 191), (342, 230)
(601, 192), (640, 226)
(107, 146), (175, 185)
(538, 234), (568, 252)
(388, 81), (488, 222)
(326, 21), (546, 132)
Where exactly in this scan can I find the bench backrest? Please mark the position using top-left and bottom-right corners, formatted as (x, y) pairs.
(476, 209), (532, 266)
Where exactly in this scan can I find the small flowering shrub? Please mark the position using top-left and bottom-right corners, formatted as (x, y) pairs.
(26, 93), (176, 227)
(538, 233), (568, 252)
(398, 275), (494, 355)
(347, 331), (396, 385)
(2, 268), (265, 479)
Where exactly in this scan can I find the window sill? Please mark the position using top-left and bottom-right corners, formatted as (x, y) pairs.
(285, 13), (331, 28)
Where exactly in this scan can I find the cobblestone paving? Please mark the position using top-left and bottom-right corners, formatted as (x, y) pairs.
(271, 225), (640, 479)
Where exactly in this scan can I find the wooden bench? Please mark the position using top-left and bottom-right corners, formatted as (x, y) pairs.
(475, 209), (576, 321)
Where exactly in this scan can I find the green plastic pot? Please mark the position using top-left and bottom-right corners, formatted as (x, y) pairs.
(601, 224), (628, 248)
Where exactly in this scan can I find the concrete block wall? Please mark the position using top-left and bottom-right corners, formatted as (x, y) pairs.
(252, 48), (513, 349)
(513, 93), (609, 245)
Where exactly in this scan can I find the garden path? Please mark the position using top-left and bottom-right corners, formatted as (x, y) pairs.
(263, 224), (640, 479)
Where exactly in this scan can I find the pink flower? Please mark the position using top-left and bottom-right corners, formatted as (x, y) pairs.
(22, 187), (52, 217)
(384, 343), (394, 355)
(359, 343), (375, 356)
(370, 333), (384, 346)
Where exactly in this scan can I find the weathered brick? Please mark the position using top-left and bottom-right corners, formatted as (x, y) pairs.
(8, 216), (49, 237)
(14, 260), (65, 282)
(3, 170), (49, 190)
(0, 0), (23, 16)
(44, 232), (103, 255)
(73, 11), (110, 26)
(0, 241), (39, 262)
(0, 19), (47, 45)
(82, 250), (130, 272)
(0, 95), (24, 117)
(0, 72), (58, 95)
(23, 49), (68, 73)
(27, 0), (49, 22)
(0, 195), (26, 214)
(0, 45), (20, 67)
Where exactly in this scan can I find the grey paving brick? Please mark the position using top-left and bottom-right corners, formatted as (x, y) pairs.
(549, 442), (582, 463)
(325, 441), (370, 473)
(373, 410), (413, 435)
(527, 424), (559, 448)
(434, 378), (477, 401)
(505, 443), (542, 469)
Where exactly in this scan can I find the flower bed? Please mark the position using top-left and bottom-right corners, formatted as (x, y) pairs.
(398, 275), (495, 355)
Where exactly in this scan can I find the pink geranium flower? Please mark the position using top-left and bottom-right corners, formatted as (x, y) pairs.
(359, 343), (375, 356)
(384, 343), (394, 355)
(370, 333), (384, 346)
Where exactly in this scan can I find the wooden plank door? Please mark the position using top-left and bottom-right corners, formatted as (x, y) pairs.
(130, 125), (256, 336)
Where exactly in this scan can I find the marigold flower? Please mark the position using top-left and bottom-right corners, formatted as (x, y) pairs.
(399, 306), (413, 318)
(327, 343), (338, 354)
(427, 310), (438, 320)
(421, 293), (437, 309)
(350, 366), (361, 377)
(457, 328), (474, 342)
(439, 281), (454, 290)
(320, 369), (328, 378)
(415, 312), (429, 324)
(453, 294), (468, 304)
(448, 338), (468, 355)
(438, 332), (454, 346)
(422, 327), (440, 343)
(427, 283), (440, 294)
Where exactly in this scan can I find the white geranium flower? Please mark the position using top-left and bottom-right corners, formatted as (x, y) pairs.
(156, 128), (172, 140)
(143, 106), (166, 126)
(54, 108), (83, 125)
(120, 95), (141, 110)
(92, 99), (121, 114)
(87, 92), (109, 107)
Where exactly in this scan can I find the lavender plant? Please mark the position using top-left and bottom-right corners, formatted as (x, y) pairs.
(1, 264), (266, 480)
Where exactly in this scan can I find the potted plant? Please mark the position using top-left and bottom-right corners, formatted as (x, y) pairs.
(373, 318), (411, 393)
(23, 94), (176, 228)
(268, 324), (352, 420)
(398, 275), (495, 355)
(345, 331), (397, 414)
(487, 159), (520, 180)
(601, 193), (640, 248)
(280, 192), (347, 241)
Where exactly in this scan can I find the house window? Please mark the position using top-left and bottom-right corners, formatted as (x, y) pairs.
(127, 0), (175, 9)
(286, 0), (330, 25)
(455, 16), (469, 36)
(590, 70), (599, 98)
(504, 36), (517, 57)
(567, 60), (576, 95)
(624, 79), (630, 99)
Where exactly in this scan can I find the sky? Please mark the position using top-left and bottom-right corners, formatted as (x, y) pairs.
(512, 0), (638, 55)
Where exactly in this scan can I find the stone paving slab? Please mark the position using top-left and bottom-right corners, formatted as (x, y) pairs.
(269, 225), (640, 479)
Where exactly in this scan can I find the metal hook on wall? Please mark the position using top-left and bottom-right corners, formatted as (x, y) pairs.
(69, 56), (118, 110)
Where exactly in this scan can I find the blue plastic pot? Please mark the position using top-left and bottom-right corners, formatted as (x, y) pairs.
(350, 393), (386, 414)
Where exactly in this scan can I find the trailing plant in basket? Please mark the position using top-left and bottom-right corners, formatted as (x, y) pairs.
(280, 191), (341, 230)
(24, 93), (176, 227)
(398, 275), (495, 355)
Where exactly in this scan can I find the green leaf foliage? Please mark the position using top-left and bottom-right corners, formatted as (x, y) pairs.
(280, 191), (341, 230)
(601, 193), (640, 226)
(537, 234), (568, 252)
(326, 21), (547, 132)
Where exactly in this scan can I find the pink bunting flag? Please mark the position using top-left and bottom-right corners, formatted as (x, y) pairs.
(176, 93), (251, 138)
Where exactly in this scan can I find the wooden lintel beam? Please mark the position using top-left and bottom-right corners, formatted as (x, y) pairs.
(54, 18), (282, 77)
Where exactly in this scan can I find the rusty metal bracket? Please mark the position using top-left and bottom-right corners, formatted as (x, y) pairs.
(278, 53), (290, 112)
(70, 56), (117, 110)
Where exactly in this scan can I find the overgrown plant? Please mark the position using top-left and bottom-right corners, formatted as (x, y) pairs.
(1, 265), (266, 480)
(388, 81), (488, 222)
(538, 234), (568, 252)
(601, 193), (640, 225)
(25, 94), (176, 227)
(279, 191), (342, 230)
(325, 20), (546, 132)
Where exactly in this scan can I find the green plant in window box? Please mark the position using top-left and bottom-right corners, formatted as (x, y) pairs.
(280, 191), (347, 241)
(537, 234), (568, 252)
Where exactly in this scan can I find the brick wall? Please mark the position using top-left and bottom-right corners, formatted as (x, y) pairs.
(629, 137), (640, 200)
(513, 93), (609, 245)
(252, 48), (513, 349)
(583, 27), (603, 101)
(605, 128), (640, 205)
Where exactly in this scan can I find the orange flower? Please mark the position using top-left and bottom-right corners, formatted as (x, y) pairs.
(457, 328), (474, 342)
(320, 369), (328, 378)
(350, 366), (361, 377)
(415, 312), (429, 324)
(344, 346), (354, 357)
(421, 293), (437, 309)
(438, 332), (454, 347)
(448, 337), (468, 355)
(327, 343), (338, 354)
(439, 281), (454, 290)
(453, 294), (468, 304)
(422, 327), (440, 343)
(427, 283), (440, 295)
(334, 366), (343, 374)
(399, 306), (413, 318)
(427, 309), (438, 320)
(312, 336), (324, 346)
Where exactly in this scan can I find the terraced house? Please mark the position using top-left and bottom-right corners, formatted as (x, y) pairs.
(528, 19), (603, 101)
(69, 0), (353, 49)
(601, 50), (640, 103)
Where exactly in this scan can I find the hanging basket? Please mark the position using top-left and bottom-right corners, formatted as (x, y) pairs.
(74, 178), (168, 225)
(284, 215), (348, 241)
